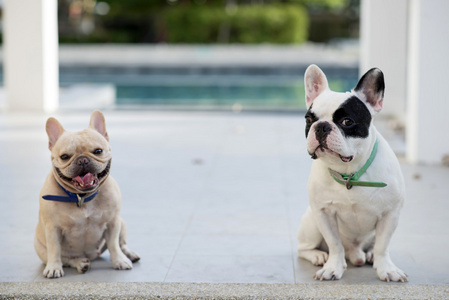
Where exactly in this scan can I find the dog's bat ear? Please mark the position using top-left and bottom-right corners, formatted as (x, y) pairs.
(304, 64), (329, 109)
(354, 68), (385, 113)
(89, 110), (109, 141)
(46, 117), (65, 150)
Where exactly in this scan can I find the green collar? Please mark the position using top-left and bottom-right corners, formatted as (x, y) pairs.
(329, 139), (387, 190)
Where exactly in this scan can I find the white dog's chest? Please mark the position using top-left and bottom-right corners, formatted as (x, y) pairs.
(334, 199), (380, 235)
(310, 175), (388, 235)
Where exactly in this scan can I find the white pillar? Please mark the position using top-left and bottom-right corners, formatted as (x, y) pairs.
(359, 0), (408, 123)
(406, 0), (449, 164)
(3, 0), (59, 113)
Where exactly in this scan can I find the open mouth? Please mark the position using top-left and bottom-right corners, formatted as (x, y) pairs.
(339, 154), (353, 163)
(311, 146), (353, 163)
(56, 160), (111, 191)
(72, 173), (99, 190)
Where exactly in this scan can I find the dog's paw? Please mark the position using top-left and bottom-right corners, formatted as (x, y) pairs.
(43, 263), (64, 279)
(374, 257), (408, 282)
(76, 258), (91, 274)
(314, 258), (347, 281)
(121, 245), (141, 263)
(311, 250), (328, 266)
(125, 250), (140, 263)
(111, 254), (133, 270)
(298, 249), (328, 266)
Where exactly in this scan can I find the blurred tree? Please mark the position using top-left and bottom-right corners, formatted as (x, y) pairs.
(57, 0), (357, 43)
(161, 4), (308, 44)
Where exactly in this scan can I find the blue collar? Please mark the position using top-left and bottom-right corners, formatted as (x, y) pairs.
(42, 182), (99, 207)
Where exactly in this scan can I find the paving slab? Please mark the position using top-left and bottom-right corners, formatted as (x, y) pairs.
(0, 110), (448, 299)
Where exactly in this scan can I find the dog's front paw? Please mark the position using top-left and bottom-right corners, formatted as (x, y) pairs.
(43, 263), (64, 279)
(374, 256), (408, 282)
(314, 258), (347, 280)
(111, 254), (133, 270)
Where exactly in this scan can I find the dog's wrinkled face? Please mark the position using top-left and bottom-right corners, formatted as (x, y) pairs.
(46, 111), (112, 193)
(304, 65), (385, 166)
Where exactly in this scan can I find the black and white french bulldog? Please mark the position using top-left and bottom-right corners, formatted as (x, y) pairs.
(297, 65), (407, 282)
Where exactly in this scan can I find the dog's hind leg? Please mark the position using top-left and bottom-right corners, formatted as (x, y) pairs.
(119, 219), (140, 263)
(297, 207), (328, 266)
(62, 257), (91, 274)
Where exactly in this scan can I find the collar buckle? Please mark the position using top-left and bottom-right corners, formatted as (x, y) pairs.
(344, 173), (354, 190)
(328, 139), (387, 189)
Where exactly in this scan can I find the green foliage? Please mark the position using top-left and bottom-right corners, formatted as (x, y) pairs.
(161, 4), (308, 44)
(161, 6), (223, 43)
(58, 0), (355, 44)
(291, 0), (347, 10)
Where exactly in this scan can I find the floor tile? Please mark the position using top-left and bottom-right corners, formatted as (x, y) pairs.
(0, 110), (448, 286)
(165, 255), (295, 283)
(176, 234), (292, 256)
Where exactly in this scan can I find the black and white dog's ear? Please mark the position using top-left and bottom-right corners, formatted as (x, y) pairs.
(354, 68), (385, 113)
(304, 64), (329, 109)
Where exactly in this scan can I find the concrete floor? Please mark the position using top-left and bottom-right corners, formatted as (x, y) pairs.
(0, 110), (448, 298)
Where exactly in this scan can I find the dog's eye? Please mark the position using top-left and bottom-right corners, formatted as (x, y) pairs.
(341, 118), (355, 127)
(60, 154), (70, 160)
(93, 149), (103, 155)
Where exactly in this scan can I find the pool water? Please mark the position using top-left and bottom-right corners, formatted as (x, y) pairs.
(60, 67), (358, 111)
(117, 83), (302, 107)
(115, 80), (352, 110)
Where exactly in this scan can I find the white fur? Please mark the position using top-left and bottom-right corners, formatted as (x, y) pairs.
(297, 65), (407, 282)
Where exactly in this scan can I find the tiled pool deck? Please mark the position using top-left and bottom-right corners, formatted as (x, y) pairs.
(0, 110), (448, 299)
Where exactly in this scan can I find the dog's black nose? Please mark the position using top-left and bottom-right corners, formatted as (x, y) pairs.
(315, 122), (332, 141)
(77, 157), (90, 167)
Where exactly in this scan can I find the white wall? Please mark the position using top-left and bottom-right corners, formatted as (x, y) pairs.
(361, 0), (449, 164)
(406, 0), (449, 164)
(3, 0), (59, 113)
(359, 0), (408, 124)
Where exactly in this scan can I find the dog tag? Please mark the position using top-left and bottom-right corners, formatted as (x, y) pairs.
(76, 194), (84, 208)
(345, 176), (354, 190)
(328, 169), (354, 190)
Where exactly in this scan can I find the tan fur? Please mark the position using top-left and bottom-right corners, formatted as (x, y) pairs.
(34, 111), (139, 278)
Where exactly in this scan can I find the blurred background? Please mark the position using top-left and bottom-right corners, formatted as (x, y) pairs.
(1, 0), (360, 112)
(0, 0), (448, 164)
(55, 0), (358, 45)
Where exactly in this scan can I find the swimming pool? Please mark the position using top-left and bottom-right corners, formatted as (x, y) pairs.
(59, 66), (358, 111)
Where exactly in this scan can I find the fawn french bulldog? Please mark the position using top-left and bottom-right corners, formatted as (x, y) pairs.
(35, 110), (140, 278)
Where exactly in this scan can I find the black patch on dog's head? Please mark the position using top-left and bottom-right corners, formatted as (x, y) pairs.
(305, 105), (318, 138)
(332, 96), (372, 138)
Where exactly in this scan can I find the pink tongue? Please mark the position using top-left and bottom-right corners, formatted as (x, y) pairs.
(72, 173), (95, 185)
